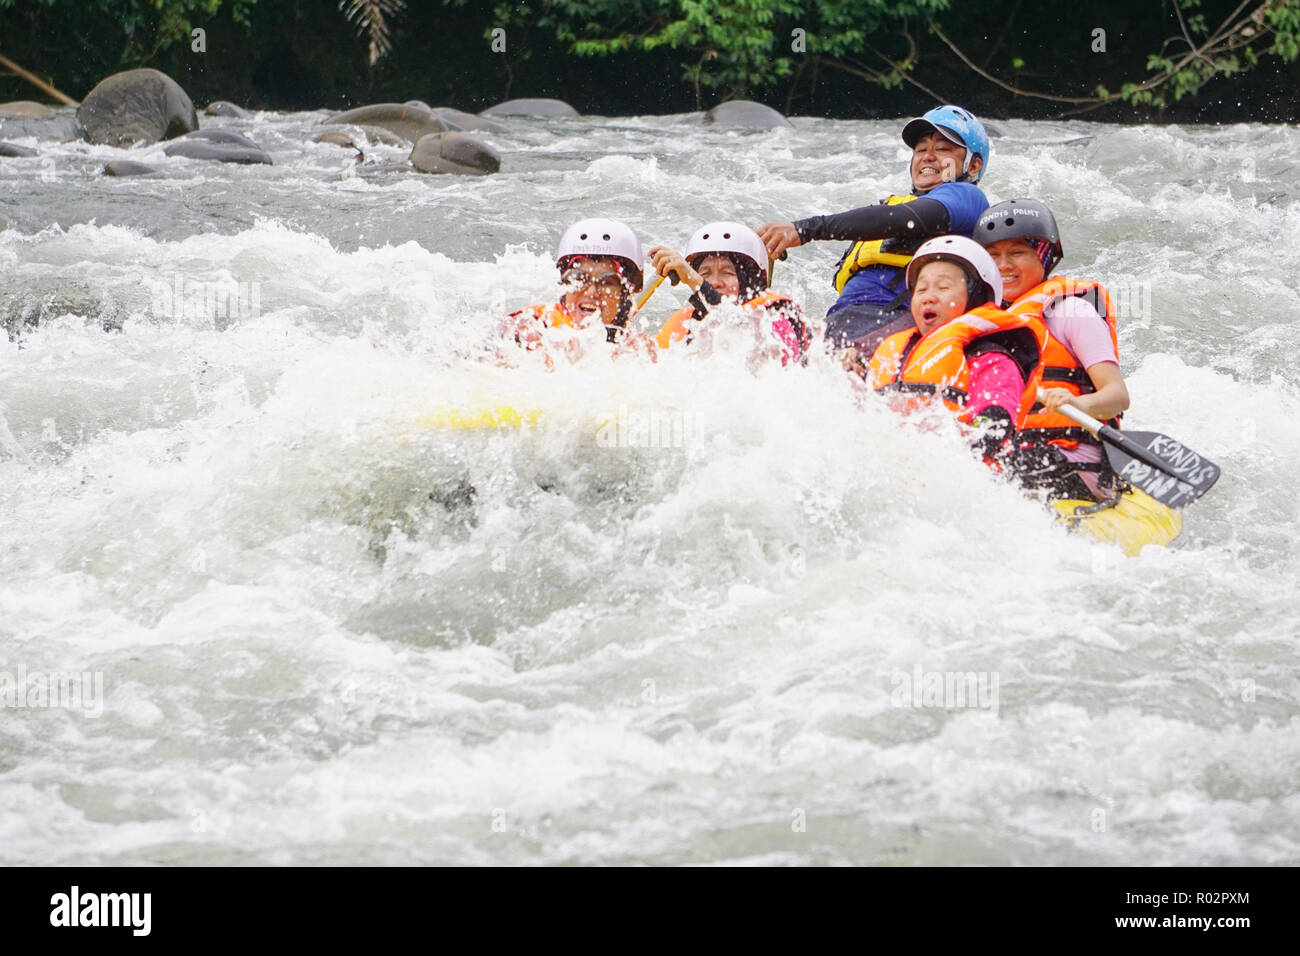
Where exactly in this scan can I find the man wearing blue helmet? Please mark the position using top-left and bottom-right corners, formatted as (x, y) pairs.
(758, 105), (991, 356)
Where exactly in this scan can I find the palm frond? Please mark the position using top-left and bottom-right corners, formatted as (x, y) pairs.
(339, 0), (407, 67)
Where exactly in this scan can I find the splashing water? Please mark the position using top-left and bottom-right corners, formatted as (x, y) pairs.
(0, 112), (1297, 864)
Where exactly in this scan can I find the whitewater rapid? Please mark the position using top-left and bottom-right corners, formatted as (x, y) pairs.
(0, 110), (1297, 864)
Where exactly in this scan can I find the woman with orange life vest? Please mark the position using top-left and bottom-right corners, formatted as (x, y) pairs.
(973, 199), (1130, 500)
(503, 217), (657, 364)
(758, 105), (991, 358)
(646, 222), (809, 365)
(865, 235), (1046, 464)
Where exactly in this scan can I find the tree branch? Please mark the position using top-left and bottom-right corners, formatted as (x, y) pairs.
(929, 23), (1100, 103)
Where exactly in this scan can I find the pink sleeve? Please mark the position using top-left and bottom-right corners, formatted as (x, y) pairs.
(769, 317), (804, 363)
(1044, 297), (1118, 370)
(966, 351), (1025, 420)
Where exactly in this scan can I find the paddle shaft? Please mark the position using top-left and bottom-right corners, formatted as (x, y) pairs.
(767, 249), (787, 282)
(1036, 389), (1208, 489)
(629, 273), (666, 318)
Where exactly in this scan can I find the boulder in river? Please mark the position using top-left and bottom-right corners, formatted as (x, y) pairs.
(480, 98), (578, 118)
(314, 125), (408, 149)
(355, 125), (408, 146)
(77, 68), (198, 147)
(103, 160), (157, 177)
(0, 101), (53, 119)
(703, 100), (792, 129)
(314, 130), (359, 149)
(431, 107), (507, 134)
(164, 129), (272, 165)
(322, 103), (448, 144)
(0, 142), (38, 158)
(204, 101), (252, 119)
(0, 113), (84, 142)
(409, 132), (500, 175)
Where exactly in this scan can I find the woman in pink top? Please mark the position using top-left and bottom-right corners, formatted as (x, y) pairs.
(974, 199), (1131, 499)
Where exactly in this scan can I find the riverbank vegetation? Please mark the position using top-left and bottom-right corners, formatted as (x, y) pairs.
(1, 0), (1296, 121)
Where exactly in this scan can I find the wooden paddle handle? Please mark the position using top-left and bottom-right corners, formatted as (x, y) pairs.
(630, 273), (666, 318)
(1036, 387), (1102, 436)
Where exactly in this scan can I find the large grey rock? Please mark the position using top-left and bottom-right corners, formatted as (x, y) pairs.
(432, 107), (507, 133)
(164, 129), (271, 164)
(204, 100), (251, 118)
(178, 129), (257, 146)
(480, 98), (578, 117)
(322, 103), (448, 144)
(0, 142), (38, 157)
(703, 100), (792, 128)
(103, 160), (157, 177)
(354, 124), (408, 146)
(78, 68), (197, 146)
(0, 101), (53, 119)
(409, 132), (499, 175)
(313, 124), (406, 151)
(0, 114), (83, 142)
(315, 130), (361, 149)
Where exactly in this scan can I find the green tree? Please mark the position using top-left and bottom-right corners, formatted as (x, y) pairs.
(489, 0), (950, 104)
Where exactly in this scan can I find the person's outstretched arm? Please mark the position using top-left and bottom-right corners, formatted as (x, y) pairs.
(758, 199), (951, 259)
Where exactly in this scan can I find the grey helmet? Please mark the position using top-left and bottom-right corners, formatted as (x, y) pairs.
(974, 199), (1064, 262)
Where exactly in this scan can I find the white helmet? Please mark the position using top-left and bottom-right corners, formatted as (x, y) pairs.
(905, 234), (1002, 306)
(556, 218), (643, 290)
(684, 221), (769, 285)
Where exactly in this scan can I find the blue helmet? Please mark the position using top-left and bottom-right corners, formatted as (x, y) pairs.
(901, 105), (990, 184)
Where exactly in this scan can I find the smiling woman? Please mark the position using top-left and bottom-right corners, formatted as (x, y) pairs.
(501, 217), (658, 363)
(975, 198), (1132, 502)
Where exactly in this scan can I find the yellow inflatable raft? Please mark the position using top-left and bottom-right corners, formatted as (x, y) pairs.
(1051, 487), (1182, 556)
(410, 404), (543, 430)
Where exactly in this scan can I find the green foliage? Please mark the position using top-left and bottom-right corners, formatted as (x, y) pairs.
(2, 0), (1297, 117)
(0, 0), (260, 61)
(493, 0), (949, 97)
(1267, 0), (1300, 59)
(1122, 0), (1300, 106)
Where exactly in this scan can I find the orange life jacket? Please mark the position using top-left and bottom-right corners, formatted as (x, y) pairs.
(655, 306), (694, 350)
(507, 302), (575, 336)
(1006, 277), (1119, 447)
(865, 303), (1046, 428)
(506, 302), (656, 364)
(656, 289), (808, 356)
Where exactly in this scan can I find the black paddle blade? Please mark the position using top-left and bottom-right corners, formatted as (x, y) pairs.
(1100, 427), (1221, 508)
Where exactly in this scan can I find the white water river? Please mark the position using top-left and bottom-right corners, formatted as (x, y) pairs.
(0, 110), (1297, 864)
